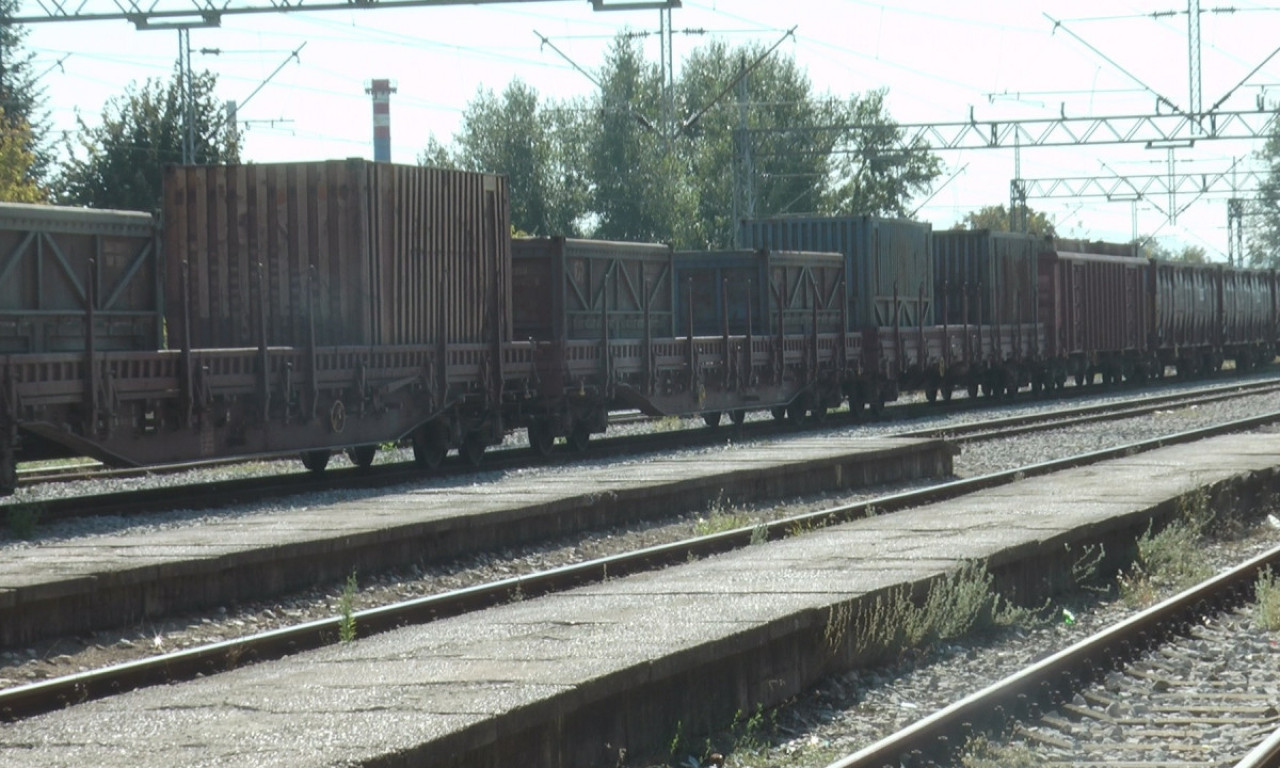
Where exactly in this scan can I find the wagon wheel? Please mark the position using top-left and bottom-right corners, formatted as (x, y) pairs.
(461, 433), (487, 467)
(966, 381), (979, 399)
(940, 383), (953, 402)
(729, 409), (746, 426)
(810, 404), (829, 424)
(567, 422), (591, 452)
(411, 424), (448, 470)
(924, 383), (938, 403)
(527, 421), (555, 458)
(770, 406), (788, 422)
(300, 449), (331, 474)
(703, 411), (723, 429)
(346, 444), (377, 469)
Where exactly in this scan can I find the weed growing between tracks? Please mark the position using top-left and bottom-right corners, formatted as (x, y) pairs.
(339, 571), (358, 643)
(850, 561), (1049, 657)
(1256, 567), (1280, 631)
(958, 734), (1042, 767)
(1118, 487), (1216, 607)
(694, 491), (753, 536)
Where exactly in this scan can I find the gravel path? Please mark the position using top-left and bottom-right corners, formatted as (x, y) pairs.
(2, 378), (1279, 768)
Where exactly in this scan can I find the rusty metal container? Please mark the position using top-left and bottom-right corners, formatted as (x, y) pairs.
(0, 202), (162, 353)
(742, 216), (934, 329)
(672, 249), (844, 336)
(163, 159), (511, 349)
(933, 230), (1041, 327)
(511, 237), (672, 342)
(1039, 248), (1151, 357)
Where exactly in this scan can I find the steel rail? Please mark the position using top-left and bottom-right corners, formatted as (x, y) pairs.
(825, 541), (1280, 768)
(4, 408), (1279, 723)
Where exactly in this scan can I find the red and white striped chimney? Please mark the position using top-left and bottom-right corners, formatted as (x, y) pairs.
(365, 79), (397, 163)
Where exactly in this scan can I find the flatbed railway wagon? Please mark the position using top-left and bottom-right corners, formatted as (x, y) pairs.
(0, 160), (518, 494)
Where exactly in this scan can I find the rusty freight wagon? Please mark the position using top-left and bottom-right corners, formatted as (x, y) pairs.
(932, 230), (1046, 398)
(1039, 245), (1153, 386)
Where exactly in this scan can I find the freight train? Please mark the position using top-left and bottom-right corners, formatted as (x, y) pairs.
(0, 158), (1276, 495)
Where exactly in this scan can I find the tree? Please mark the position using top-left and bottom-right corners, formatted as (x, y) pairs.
(676, 40), (839, 248)
(1247, 115), (1280, 267)
(441, 80), (587, 237)
(957, 204), (1057, 237)
(0, 0), (52, 189)
(587, 35), (699, 246)
(53, 68), (239, 212)
(1140, 239), (1208, 263)
(0, 111), (44, 202)
(823, 88), (941, 218)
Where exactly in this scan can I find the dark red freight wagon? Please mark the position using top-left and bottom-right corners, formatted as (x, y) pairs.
(1039, 246), (1154, 386)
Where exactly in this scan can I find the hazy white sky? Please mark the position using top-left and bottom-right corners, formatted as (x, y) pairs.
(16, 0), (1280, 256)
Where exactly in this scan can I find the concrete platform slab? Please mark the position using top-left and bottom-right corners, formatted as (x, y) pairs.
(3, 433), (1278, 768)
(0, 436), (953, 646)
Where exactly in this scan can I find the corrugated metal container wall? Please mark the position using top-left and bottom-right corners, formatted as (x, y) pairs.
(1040, 250), (1150, 357)
(672, 250), (843, 336)
(1219, 265), (1273, 345)
(164, 160), (510, 349)
(368, 163), (510, 346)
(743, 216), (933, 329)
(0, 202), (162, 353)
(933, 230), (1041, 326)
(1152, 261), (1216, 349)
(511, 237), (672, 342)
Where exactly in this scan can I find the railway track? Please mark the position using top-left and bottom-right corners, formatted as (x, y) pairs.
(3, 406), (1279, 725)
(7, 375), (1280, 526)
(824, 543), (1280, 768)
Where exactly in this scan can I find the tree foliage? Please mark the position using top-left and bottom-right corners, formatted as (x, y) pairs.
(0, 112), (45, 202)
(1140, 239), (1207, 263)
(1247, 118), (1280, 267)
(54, 68), (239, 211)
(957, 204), (1057, 237)
(823, 89), (940, 218)
(425, 79), (588, 237)
(0, 1), (51, 192)
(676, 40), (838, 248)
(589, 36), (700, 246)
(422, 34), (942, 248)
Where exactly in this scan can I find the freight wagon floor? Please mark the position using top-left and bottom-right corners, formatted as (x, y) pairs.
(3, 433), (1278, 768)
(0, 436), (953, 647)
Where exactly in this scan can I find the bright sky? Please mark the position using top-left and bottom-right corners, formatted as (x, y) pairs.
(17, 0), (1280, 258)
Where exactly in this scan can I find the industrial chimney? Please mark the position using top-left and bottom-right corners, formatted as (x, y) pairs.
(365, 79), (397, 163)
